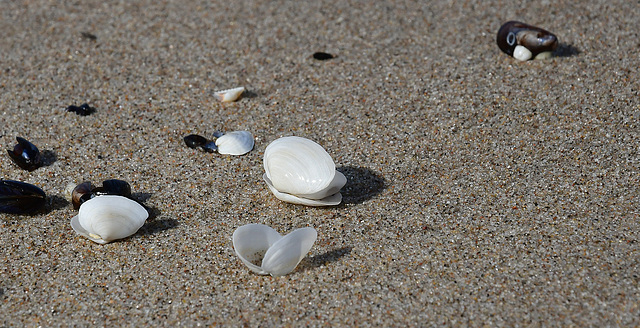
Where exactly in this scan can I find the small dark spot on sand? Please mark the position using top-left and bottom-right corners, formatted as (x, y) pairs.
(313, 52), (334, 60)
(81, 32), (97, 40)
(66, 103), (95, 116)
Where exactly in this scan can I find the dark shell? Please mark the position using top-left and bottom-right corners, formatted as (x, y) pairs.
(496, 21), (558, 59)
(98, 179), (132, 198)
(7, 137), (42, 171)
(203, 141), (218, 153)
(312, 52), (334, 60)
(184, 134), (208, 148)
(0, 180), (46, 214)
(71, 181), (93, 210)
(66, 103), (95, 116)
(184, 134), (217, 153)
(80, 32), (97, 41)
(73, 179), (134, 209)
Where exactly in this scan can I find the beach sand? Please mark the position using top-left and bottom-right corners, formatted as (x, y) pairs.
(1, 0), (638, 326)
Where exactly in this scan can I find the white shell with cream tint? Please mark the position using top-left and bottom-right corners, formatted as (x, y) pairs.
(70, 195), (148, 244)
(263, 136), (346, 206)
(513, 45), (533, 61)
(232, 224), (317, 276)
(215, 131), (254, 155)
(214, 87), (245, 102)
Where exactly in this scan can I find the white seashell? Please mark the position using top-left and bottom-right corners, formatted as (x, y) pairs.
(513, 45), (533, 61)
(214, 87), (245, 102)
(232, 224), (317, 276)
(534, 51), (553, 60)
(70, 195), (148, 244)
(215, 131), (254, 155)
(263, 136), (346, 206)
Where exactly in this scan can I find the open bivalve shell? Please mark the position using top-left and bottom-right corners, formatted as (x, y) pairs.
(70, 195), (148, 244)
(263, 136), (346, 206)
(232, 224), (317, 276)
(215, 131), (254, 155)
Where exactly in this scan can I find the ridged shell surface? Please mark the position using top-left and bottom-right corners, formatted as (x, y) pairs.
(214, 87), (245, 102)
(215, 131), (254, 155)
(70, 195), (148, 244)
(263, 136), (337, 198)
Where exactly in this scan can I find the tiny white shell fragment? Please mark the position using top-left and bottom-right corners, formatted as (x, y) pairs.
(263, 136), (346, 206)
(534, 51), (553, 60)
(70, 195), (148, 244)
(513, 45), (533, 61)
(232, 224), (317, 276)
(215, 131), (254, 155)
(214, 87), (245, 102)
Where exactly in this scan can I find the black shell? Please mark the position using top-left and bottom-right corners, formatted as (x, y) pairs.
(312, 52), (334, 60)
(184, 134), (217, 153)
(66, 103), (95, 116)
(97, 179), (132, 198)
(496, 21), (558, 59)
(0, 180), (46, 214)
(7, 137), (42, 171)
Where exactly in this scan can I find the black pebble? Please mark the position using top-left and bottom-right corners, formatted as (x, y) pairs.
(313, 52), (334, 60)
(67, 103), (95, 116)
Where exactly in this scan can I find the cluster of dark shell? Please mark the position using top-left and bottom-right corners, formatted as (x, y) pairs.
(70, 179), (136, 210)
(2, 102), (97, 214)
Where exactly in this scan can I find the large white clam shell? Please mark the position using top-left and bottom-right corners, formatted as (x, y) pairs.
(70, 195), (148, 244)
(215, 131), (254, 155)
(263, 136), (346, 206)
(214, 87), (245, 102)
(232, 224), (317, 276)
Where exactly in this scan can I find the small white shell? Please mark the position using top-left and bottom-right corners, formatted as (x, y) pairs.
(214, 87), (245, 102)
(215, 131), (254, 155)
(263, 136), (346, 206)
(513, 45), (533, 61)
(534, 51), (553, 60)
(70, 195), (148, 244)
(232, 224), (317, 276)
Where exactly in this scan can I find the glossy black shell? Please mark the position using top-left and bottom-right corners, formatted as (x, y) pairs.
(496, 21), (558, 58)
(312, 52), (334, 60)
(96, 179), (132, 198)
(7, 137), (42, 171)
(0, 180), (46, 214)
(184, 134), (217, 153)
(72, 179), (134, 209)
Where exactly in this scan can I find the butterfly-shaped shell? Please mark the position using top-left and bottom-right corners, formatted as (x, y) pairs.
(215, 131), (254, 155)
(70, 195), (148, 244)
(232, 224), (317, 276)
(263, 136), (346, 206)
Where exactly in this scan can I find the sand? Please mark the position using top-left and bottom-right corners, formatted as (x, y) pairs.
(1, 0), (638, 326)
